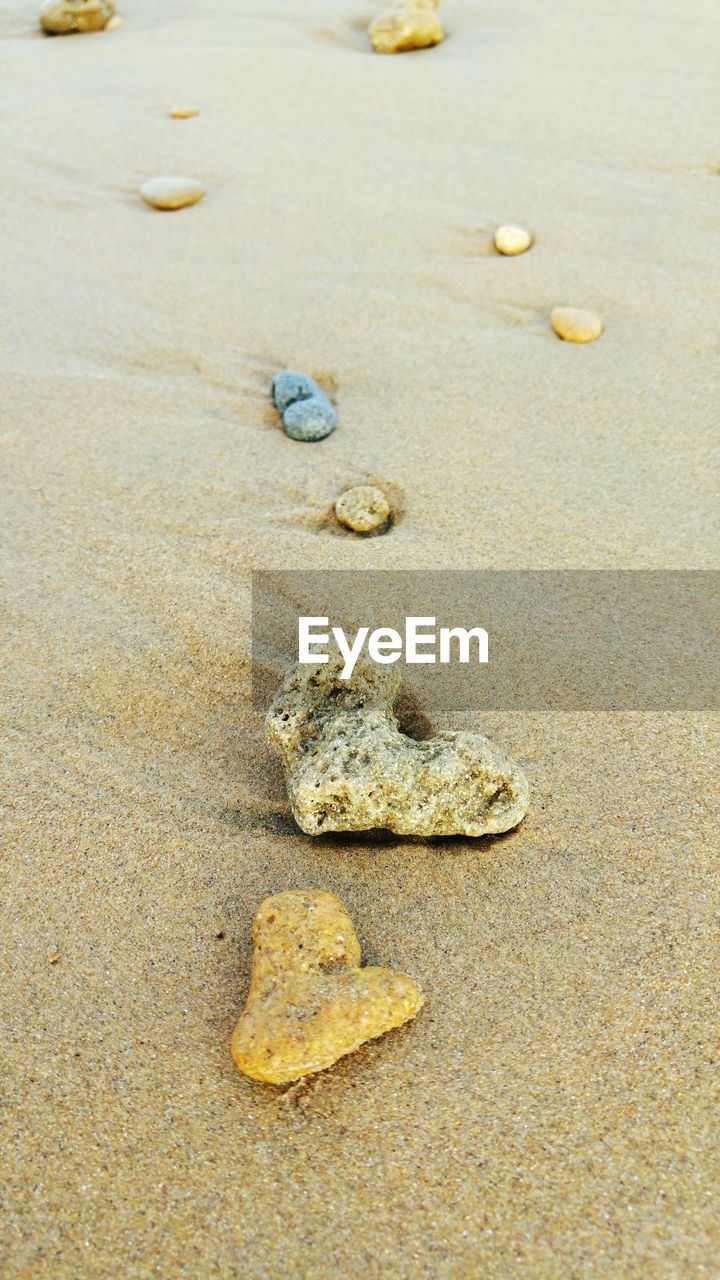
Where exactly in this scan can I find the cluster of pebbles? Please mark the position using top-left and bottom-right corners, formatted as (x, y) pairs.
(271, 370), (337, 442)
(39, 0), (613, 1087)
(270, 371), (395, 531)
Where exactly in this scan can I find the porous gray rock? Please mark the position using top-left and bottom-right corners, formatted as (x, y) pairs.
(266, 657), (529, 837)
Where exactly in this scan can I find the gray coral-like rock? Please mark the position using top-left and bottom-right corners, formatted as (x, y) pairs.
(266, 658), (529, 837)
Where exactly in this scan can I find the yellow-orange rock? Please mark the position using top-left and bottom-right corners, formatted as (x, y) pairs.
(550, 306), (603, 343)
(335, 485), (390, 533)
(231, 890), (424, 1084)
(368, 0), (444, 54)
(39, 0), (114, 34)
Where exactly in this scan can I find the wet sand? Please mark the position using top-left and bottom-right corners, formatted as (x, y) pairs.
(2, 0), (719, 1275)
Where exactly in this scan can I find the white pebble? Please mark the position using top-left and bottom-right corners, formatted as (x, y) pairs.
(140, 176), (206, 211)
(550, 307), (603, 343)
(494, 225), (532, 256)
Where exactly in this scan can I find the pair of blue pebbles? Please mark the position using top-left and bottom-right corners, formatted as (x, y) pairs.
(271, 370), (337, 442)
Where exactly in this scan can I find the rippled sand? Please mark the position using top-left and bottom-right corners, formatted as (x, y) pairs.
(2, 0), (718, 1275)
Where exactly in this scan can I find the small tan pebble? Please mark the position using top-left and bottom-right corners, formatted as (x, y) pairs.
(104, 13), (122, 28)
(335, 485), (391, 534)
(39, 0), (115, 34)
(140, 176), (206, 211)
(169, 105), (199, 119)
(368, 0), (444, 54)
(47, 949), (60, 964)
(231, 890), (424, 1085)
(494, 225), (532, 256)
(550, 306), (603, 343)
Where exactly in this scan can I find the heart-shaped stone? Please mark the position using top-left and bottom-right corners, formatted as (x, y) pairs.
(231, 890), (424, 1084)
(267, 657), (529, 838)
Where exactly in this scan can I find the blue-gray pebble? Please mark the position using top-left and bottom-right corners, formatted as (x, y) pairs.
(271, 369), (337, 442)
(282, 396), (337, 442)
(272, 370), (318, 412)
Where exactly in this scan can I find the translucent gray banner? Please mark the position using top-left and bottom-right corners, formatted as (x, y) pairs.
(252, 571), (719, 712)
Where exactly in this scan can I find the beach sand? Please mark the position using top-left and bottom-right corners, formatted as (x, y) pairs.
(1, 0), (719, 1275)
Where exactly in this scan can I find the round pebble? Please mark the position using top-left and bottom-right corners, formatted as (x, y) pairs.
(550, 307), (603, 343)
(272, 370), (320, 413)
(282, 398), (337, 442)
(494, 224), (532, 256)
(39, 0), (114, 34)
(335, 486), (391, 533)
(169, 105), (199, 119)
(140, 176), (206, 211)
